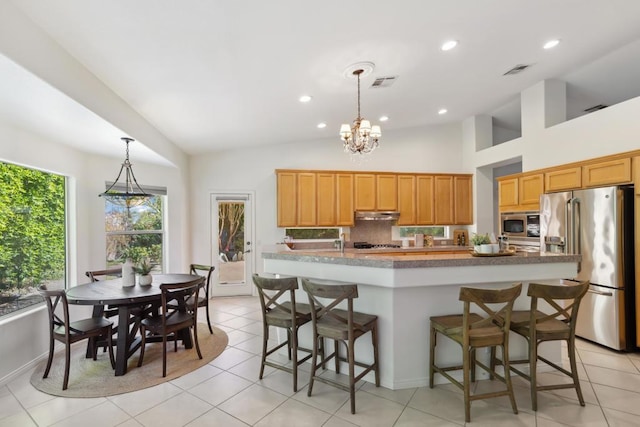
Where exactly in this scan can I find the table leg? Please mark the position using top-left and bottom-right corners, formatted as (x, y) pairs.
(115, 306), (132, 376)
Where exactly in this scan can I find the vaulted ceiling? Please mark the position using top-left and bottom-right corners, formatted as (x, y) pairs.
(3, 0), (640, 162)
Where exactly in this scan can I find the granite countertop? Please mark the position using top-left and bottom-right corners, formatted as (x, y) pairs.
(262, 249), (581, 269)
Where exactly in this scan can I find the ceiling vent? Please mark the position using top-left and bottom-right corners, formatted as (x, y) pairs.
(371, 76), (398, 88)
(503, 64), (531, 76)
(584, 104), (608, 113)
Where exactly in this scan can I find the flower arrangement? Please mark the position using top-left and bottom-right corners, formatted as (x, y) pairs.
(470, 233), (491, 246)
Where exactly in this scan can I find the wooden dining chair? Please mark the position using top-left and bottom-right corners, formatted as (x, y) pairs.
(429, 283), (522, 423)
(301, 278), (380, 414)
(188, 264), (215, 334)
(137, 277), (204, 377)
(252, 274), (316, 392)
(39, 285), (115, 390)
(85, 266), (149, 354)
(85, 267), (123, 318)
(491, 281), (589, 411)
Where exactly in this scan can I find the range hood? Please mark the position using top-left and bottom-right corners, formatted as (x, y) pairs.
(354, 211), (400, 221)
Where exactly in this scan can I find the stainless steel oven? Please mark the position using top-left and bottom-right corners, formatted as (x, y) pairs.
(500, 211), (540, 244)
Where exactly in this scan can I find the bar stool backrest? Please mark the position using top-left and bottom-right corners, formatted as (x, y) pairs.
(301, 280), (359, 330)
(527, 281), (589, 329)
(459, 284), (522, 344)
(252, 274), (300, 327)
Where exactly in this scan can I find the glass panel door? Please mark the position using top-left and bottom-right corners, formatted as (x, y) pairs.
(212, 194), (253, 296)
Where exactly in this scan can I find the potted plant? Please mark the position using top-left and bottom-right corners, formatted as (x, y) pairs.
(470, 233), (491, 253)
(133, 258), (154, 286)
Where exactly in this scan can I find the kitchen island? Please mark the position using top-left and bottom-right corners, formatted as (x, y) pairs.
(262, 248), (580, 390)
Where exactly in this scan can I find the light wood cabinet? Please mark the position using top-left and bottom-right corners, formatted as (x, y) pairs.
(296, 172), (317, 226)
(545, 167), (582, 192)
(336, 173), (354, 226)
(498, 177), (518, 209)
(498, 173), (543, 211)
(519, 173), (544, 207)
(277, 169), (472, 227)
(376, 174), (398, 210)
(277, 171), (297, 227)
(454, 175), (473, 224)
(317, 172), (336, 226)
(354, 174), (376, 210)
(416, 175), (434, 225)
(434, 175), (454, 225)
(397, 175), (416, 225)
(583, 158), (631, 187)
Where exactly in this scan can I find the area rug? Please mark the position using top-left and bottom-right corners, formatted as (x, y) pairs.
(30, 324), (228, 397)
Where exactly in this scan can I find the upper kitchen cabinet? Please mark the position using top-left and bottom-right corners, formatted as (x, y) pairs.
(354, 173), (376, 210)
(277, 169), (473, 227)
(416, 175), (435, 224)
(582, 158), (631, 187)
(336, 173), (355, 226)
(317, 172), (336, 226)
(397, 175), (416, 225)
(544, 167), (582, 192)
(277, 170), (353, 227)
(454, 175), (473, 224)
(498, 177), (518, 209)
(519, 173), (544, 207)
(434, 175), (454, 225)
(277, 171), (297, 227)
(376, 174), (398, 211)
(497, 173), (543, 211)
(296, 172), (317, 226)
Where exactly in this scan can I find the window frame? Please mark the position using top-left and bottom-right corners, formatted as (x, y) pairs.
(0, 161), (67, 320)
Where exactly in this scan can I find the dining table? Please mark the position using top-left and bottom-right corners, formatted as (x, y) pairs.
(66, 273), (204, 376)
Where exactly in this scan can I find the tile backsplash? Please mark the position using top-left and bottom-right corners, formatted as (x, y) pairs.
(350, 220), (394, 245)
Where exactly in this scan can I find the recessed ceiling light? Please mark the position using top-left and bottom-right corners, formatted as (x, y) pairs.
(299, 95), (312, 103)
(317, 122), (327, 129)
(438, 108), (448, 115)
(441, 40), (458, 51)
(543, 39), (560, 49)
(379, 116), (389, 122)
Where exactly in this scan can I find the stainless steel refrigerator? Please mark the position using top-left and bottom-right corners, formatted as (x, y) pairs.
(540, 186), (635, 351)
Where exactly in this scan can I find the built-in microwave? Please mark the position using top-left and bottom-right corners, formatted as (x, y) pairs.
(500, 211), (540, 243)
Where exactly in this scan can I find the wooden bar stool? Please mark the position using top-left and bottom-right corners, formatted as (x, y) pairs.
(429, 283), (522, 423)
(301, 278), (380, 415)
(252, 274), (315, 392)
(491, 281), (589, 411)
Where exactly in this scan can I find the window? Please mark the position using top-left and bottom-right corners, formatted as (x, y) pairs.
(105, 193), (164, 272)
(0, 162), (66, 318)
(284, 228), (340, 240)
(396, 226), (446, 238)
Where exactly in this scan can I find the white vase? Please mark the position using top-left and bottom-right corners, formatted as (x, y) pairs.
(139, 274), (152, 286)
(122, 259), (135, 287)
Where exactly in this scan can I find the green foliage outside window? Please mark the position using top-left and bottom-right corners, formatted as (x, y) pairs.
(0, 162), (66, 317)
(106, 195), (163, 271)
(399, 226), (445, 237)
(285, 228), (340, 240)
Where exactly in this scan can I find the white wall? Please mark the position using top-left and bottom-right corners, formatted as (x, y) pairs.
(0, 121), (189, 382)
(189, 123), (464, 276)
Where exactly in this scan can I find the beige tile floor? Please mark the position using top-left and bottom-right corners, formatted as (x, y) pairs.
(2, 296), (640, 426)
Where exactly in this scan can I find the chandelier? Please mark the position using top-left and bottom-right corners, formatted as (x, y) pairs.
(339, 68), (381, 155)
(99, 137), (149, 206)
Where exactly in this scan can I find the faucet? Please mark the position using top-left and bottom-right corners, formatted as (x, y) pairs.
(335, 233), (346, 253)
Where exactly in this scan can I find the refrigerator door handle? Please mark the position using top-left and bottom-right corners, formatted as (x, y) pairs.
(565, 198), (571, 253)
(570, 197), (582, 272)
(587, 289), (613, 297)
